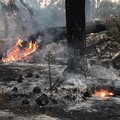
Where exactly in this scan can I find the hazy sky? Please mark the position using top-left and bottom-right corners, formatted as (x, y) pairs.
(100, 0), (119, 3)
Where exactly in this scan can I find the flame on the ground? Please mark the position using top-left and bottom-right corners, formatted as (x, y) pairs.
(2, 39), (38, 62)
(95, 89), (114, 97)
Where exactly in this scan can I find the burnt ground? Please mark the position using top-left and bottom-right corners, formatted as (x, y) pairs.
(38, 99), (120, 120)
(0, 62), (120, 120)
(1, 98), (120, 120)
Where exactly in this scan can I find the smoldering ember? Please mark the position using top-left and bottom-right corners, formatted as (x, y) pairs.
(0, 0), (120, 120)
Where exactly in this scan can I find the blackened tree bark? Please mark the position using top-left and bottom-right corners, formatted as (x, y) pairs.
(65, 0), (87, 75)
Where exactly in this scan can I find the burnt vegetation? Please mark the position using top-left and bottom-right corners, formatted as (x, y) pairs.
(0, 0), (120, 120)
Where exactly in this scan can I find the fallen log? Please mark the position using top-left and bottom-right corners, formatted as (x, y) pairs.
(85, 36), (111, 52)
(27, 21), (106, 46)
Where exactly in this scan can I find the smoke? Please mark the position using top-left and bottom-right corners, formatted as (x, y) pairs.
(0, 0), (120, 39)
(62, 65), (120, 93)
(0, 0), (66, 39)
(0, 0), (98, 39)
(90, 65), (119, 80)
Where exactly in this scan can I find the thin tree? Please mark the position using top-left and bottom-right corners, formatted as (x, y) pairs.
(20, 0), (33, 17)
(0, 0), (19, 37)
(65, 0), (87, 75)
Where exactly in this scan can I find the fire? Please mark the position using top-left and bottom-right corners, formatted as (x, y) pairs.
(2, 39), (39, 62)
(18, 39), (23, 47)
(95, 89), (114, 97)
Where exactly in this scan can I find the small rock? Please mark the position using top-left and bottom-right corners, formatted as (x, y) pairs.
(81, 88), (92, 100)
(17, 75), (23, 83)
(73, 88), (77, 93)
(25, 72), (33, 78)
(51, 98), (58, 104)
(72, 95), (76, 100)
(12, 87), (18, 92)
(64, 95), (76, 101)
(22, 100), (29, 105)
(33, 86), (41, 93)
(36, 93), (49, 106)
(11, 94), (18, 98)
(83, 91), (92, 97)
(35, 74), (39, 78)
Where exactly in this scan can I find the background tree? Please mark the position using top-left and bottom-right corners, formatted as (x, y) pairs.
(96, 0), (120, 19)
(0, 0), (19, 37)
(85, 0), (91, 23)
(65, 0), (87, 75)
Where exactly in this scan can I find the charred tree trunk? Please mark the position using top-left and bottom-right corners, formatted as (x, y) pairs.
(65, 0), (87, 74)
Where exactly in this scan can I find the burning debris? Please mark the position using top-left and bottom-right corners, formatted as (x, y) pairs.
(91, 84), (118, 98)
(2, 38), (39, 62)
(95, 89), (114, 97)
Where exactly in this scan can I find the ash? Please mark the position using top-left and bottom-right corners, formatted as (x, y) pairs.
(0, 60), (119, 120)
(0, 39), (120, 120)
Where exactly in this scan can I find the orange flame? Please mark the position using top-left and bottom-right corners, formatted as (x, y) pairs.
(18, 39), (23, 47)
(2, 39), (38, 62)
(95, 90), (114, 97)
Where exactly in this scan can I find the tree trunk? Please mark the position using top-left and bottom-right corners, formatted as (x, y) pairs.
(65, 0), (87, 74)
